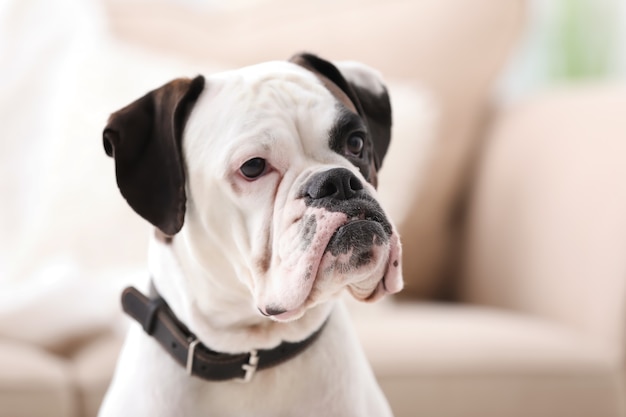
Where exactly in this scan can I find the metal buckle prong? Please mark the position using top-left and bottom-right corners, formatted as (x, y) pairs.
(239, 349), (259, 383)
(186, 338), (200, 376)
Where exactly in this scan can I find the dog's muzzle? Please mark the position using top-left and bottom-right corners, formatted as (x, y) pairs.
(303, 167), (393, 253)
(259, 167), (401, 321)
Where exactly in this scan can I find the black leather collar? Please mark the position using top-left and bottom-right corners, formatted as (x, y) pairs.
(121, 286), (327, 382)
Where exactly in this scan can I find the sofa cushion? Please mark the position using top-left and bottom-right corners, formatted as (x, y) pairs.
(460, 84), (626, 349)
(0, 340), (77, 417)
(348, 300), (623, 417)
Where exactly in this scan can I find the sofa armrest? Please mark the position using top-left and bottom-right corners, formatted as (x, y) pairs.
(459, 85), (626, 357)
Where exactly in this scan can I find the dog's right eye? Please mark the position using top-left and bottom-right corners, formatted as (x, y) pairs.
(240, 157), (267, 179)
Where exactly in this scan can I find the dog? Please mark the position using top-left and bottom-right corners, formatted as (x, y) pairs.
(98, 53), (403, 417)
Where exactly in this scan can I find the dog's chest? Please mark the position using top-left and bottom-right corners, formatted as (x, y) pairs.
(182, 310), (366, 416)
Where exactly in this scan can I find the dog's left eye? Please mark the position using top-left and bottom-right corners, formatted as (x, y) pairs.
(240, 157), (267, 179)
(345, 134), (364, 157)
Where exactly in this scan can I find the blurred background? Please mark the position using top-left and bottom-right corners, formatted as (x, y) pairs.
(1, 0), (625, 416)
(500, 0), (626, 99)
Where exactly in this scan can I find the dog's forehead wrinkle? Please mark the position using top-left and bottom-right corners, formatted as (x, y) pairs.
(228, 63), (329, 110)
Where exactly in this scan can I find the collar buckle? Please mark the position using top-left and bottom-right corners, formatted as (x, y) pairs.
(238, 349), (259, 383)
(186, 338), (201, 376)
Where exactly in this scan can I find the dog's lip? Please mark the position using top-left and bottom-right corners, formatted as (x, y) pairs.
(257, 302), (306, 322)
(258, 208), (346, 318)
(267, 307), (305, 322)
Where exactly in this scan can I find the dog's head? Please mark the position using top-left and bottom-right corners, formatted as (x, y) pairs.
(104, 53), (402, 322)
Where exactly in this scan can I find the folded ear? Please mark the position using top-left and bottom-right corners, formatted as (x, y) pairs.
(289, 53), (392, 176)
(103, 75), (205, 236)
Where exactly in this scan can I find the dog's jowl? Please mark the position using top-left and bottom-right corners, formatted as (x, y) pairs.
(99, 53), (403, 417)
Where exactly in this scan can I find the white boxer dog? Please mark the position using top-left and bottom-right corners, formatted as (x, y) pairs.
(99, 53), (403, 417)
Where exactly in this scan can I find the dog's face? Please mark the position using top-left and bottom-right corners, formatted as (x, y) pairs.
(104, 54), (402, 322)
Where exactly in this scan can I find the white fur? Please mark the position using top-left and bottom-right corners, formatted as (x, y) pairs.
(99, 61), (401, 417)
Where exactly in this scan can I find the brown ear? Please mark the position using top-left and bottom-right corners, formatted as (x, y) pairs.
(289, 53), (392, 174)
(103, 75), (205, 236)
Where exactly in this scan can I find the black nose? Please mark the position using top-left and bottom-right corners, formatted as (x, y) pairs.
(306, 168), (364, 201)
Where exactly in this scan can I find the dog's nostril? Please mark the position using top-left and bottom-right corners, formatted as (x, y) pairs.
(349, 176), (363, 192)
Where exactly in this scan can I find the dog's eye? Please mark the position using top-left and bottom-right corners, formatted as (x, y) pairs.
(240, 157), (267, 179)
(345, 134), (364, 157)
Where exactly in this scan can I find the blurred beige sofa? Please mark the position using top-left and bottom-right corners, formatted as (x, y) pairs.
(1, 0), (625, 416)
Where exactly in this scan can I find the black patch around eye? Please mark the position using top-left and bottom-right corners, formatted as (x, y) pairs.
(329, 109), (366, 152)
(328, 107), (375, 183)
(349, 83), (392, 170)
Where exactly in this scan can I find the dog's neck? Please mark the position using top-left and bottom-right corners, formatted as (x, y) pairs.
(147, 236), (333, 354)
